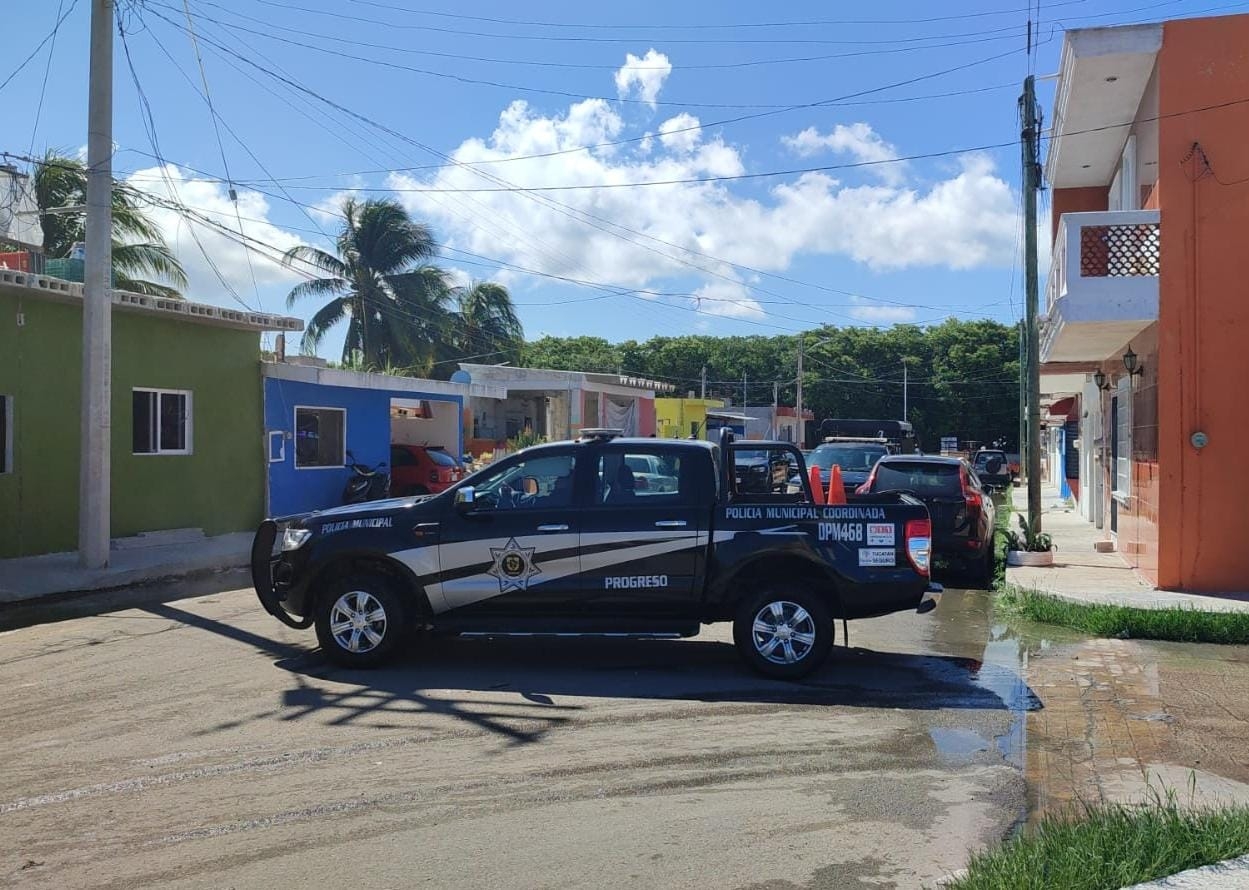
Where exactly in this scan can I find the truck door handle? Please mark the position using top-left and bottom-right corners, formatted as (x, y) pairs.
(537, 524), (569, 532)
(654, 520), (687, 528)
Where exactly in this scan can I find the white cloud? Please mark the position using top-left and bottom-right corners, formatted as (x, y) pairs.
(614, 49), (672, 109)
(387, 96), (1017, 329)
(658, 113), (701, 153)
(691, 279), (764, 319)
(848, 300), (919, 324)
(782, 123), (905, 184)
(124, 165), (306, 311)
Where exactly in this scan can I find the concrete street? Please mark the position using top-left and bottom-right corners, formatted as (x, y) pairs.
(4, 580), (1249, 889)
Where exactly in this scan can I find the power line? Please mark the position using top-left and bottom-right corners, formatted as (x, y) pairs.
(183, 0), (1047, 75)
(336, 0), (1087, 29)
(0, 0), (79, 95)
(27, 0), (70, 161)
(179, 0), (265, 314)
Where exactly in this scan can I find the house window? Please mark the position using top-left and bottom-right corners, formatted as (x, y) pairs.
(0, 395), (11, 474)
(133, 389), (192, 455)
(295, 406), (345, 468)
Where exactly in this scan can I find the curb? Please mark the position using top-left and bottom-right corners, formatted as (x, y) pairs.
(1122, 854), (1249, 888)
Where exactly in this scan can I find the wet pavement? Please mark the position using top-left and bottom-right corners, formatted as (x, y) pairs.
(3, 582), (1249, 888)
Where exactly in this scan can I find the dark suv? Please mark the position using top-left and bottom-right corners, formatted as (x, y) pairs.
(971, 449), (1012, 492)
(857, 455), (996, 584)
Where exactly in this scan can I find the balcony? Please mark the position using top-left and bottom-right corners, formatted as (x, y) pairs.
(1040, 210), (1159, 363)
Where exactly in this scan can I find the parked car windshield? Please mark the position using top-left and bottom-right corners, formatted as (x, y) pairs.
(973, 450), (1008, 469)
(808, 444), (888, 472)
(871, 461), (963, 496)
(425, 448), (458, 467)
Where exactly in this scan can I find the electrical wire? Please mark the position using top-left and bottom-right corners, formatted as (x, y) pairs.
(27, 0), (68, 161)
(180, 0), (265, 316)
(337, 0), (1086, 29)
(0, 0), (79, 95)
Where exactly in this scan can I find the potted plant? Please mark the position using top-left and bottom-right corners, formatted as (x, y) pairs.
(1003, 515), (1056, 567)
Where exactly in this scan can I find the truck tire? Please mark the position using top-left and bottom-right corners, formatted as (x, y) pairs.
(733, 586), (834, 680)
(315, 573), (408, 668)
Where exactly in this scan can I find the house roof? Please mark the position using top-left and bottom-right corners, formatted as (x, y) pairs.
(263, 359), (509, 400)
(0, 269), (304, 334)
(457, 362), (673, 394)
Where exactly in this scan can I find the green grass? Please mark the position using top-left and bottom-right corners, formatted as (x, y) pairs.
(997, 585), (1249, 644)
(990, 486), (1014, 590)
(945, 795), (1249, 890)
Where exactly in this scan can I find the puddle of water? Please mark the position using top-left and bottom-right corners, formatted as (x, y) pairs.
(929, 727), (990, 763)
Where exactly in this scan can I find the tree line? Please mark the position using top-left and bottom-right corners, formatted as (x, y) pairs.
(522, 320), (1021, 451)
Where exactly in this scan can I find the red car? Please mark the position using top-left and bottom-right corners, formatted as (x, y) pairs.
(389, 445), (464, 496)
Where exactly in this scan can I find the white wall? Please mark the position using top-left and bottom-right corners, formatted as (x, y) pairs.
(390, 399), (460, 451)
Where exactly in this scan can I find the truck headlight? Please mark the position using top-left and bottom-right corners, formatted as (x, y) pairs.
(281, 527), (313, 551)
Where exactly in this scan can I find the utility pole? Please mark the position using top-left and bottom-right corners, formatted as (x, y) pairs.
(1021, 74), (1043, 531)
(795, 338), (804, 447)
(772, 380), (779, 439)
(902, 360), (908, 422)
(742, 372), (747, 410)
(80, 0), (114, 568)
(700, 365), (706, 399)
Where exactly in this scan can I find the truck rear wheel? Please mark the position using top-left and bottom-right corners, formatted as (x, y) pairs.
(315, 573), (407, 668)
(733, 587), (834, 680)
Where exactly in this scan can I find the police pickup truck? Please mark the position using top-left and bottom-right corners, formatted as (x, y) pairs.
(252, 429), (938, 679)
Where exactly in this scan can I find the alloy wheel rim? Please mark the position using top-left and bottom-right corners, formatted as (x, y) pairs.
(329, 591), (388, 654)
(751, 600), (817, 665)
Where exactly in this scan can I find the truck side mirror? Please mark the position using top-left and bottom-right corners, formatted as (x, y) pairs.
(455, 486), (476, 511)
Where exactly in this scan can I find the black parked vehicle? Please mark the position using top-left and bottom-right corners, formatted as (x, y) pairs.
(253, 429), (941, 680)
(341, 451), (390, 504)
(857, 454), (997, 585)
(971, 449), (1013, 492)
(807, 439), (892, 497)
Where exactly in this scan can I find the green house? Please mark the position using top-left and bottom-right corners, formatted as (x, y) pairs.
(0, 270), (302, 559)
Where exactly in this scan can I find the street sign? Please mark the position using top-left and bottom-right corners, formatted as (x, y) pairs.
(940, 436), (958, 453)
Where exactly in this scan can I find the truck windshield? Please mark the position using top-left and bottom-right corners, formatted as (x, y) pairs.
(809, 445), (886, 472)
(871, 462), (962, 496)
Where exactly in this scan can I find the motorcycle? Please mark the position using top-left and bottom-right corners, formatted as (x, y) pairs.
(342, 451), (390, 504)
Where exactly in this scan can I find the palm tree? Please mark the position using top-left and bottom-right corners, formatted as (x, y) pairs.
(448, 280), (524, 368)
(33, 151), (187, 299)
(283, 197), (452, 370)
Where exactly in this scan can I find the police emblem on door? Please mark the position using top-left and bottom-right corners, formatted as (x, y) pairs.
(488, 537), (541, 592)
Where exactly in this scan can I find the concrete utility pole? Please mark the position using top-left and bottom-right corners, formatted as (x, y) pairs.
(1021, 74), (1043, 531)
(902, 360), (908, 422)
(795, 338), (804, 447)
(700, 365), (706, 399)
(742, 372), (747, 410)
(80, 0), (114, 568)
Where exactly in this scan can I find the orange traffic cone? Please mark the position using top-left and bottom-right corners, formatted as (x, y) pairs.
(808, 465), (825, 504)
(826, 464), (847, 505)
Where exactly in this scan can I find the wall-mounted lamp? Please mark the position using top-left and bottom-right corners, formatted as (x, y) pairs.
(1092, 369), (1111, 391)
(1123, 345), (1144, 377)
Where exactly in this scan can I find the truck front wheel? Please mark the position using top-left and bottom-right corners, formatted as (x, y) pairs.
(733, 587), (834, 680)
(315, 573), (408, 668)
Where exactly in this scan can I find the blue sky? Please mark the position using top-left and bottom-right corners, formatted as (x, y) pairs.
(2, 0), (1237, 359)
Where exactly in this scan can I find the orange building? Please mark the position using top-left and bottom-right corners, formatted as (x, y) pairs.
(1040, 14), (1249, 592)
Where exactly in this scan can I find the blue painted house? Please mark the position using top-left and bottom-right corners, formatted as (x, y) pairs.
(262, 360), (505, 516)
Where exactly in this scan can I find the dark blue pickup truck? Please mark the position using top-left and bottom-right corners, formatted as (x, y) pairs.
(253, 429), (939, 679)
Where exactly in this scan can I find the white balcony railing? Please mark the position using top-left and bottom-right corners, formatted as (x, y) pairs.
(1041, 210), (1160, 364)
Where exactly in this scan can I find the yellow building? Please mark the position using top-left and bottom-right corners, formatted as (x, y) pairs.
(654, 397), (726, 439)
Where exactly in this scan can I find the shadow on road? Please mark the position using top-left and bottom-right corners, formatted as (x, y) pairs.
(271, 635), (1041, 722)
(0, 568), (252, 632)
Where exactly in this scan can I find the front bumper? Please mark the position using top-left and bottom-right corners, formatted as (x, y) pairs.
(251, 521), (315, 629)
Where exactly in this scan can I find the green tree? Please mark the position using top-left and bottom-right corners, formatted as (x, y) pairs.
(283, 197), (447, 370)
(447, 280), (524, 368)
(33, 151), (187, 299)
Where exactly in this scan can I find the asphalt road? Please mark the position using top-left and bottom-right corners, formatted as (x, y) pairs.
(1, 581), (1030, 889)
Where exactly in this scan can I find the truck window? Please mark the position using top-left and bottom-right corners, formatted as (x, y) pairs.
(597, 451), (693, 505)
(871, 461), (962, 496)
(474, 453), (577, 509)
